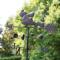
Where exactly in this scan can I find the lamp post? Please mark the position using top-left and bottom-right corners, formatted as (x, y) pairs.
(20, 10), (35, 60)
(26, 26), (29, 60)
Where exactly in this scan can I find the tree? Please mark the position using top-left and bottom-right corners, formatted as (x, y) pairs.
(23, 0), (60, 60)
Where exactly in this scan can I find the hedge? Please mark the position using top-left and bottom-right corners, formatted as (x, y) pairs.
(0, 56), (21, 60)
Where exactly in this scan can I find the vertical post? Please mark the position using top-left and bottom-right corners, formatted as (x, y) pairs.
(26, 26), (29, 60)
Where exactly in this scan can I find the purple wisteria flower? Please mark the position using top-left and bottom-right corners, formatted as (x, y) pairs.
(20, 10), (35, 25)
(45, 24), (57, 33)
(20, 10), (27, 17)
(22, 15), (34, 25)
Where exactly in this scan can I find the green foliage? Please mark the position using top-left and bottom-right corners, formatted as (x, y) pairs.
(0, 56), (21, 60)
(23, 0), (60, 60)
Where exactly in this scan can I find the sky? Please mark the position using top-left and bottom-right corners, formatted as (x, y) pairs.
(0, 0), (27, 26)
(0, 0), (30, 37)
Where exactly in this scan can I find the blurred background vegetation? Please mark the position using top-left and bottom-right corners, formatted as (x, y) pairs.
(0, 0), (60, 60)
